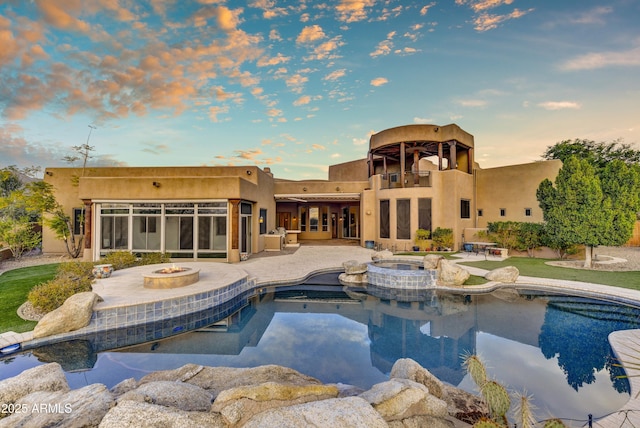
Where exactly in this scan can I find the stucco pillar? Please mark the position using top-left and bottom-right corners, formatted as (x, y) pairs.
(368, 151), (374, 177)
(229, 199), (241, 263)
(438, 142), (443, 170)
(400, 142), (405, 188)
(448, 141), (457, 170)
(413, 149), (419, 186)
(467, 148), (474, 174)
(82, 200), (93, 261)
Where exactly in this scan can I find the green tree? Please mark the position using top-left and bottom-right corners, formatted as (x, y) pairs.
(536, 156), (640, 267)
(0, 217), (40, 259)
(542, 138), (640, 169)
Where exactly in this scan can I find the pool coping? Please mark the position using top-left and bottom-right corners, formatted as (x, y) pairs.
(1, 248), (640, 426)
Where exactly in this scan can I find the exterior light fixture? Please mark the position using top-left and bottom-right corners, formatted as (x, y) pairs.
(152, 181), (161, 188)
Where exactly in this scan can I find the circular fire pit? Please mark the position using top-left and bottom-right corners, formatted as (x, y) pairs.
(143, 266), (200, 289)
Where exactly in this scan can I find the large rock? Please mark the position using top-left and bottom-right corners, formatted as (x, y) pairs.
(338, 272), (368, 285)
(139, 364), (323, 399)
(343, 260), (368, 274)
(4, 383), (113, 427)
(212, 381), (339, 426)
(388, 415), (455, 428)
(372, 250), (393, 260)
(438, 260), (470, 286)
(98, 400), (225, 428)
(0, 363), (69, 406)
(33, 292), (102, 339)
(442, 384), (489, 425)
(423, 254), (444, 270)
(390, 358), (446, 400)
(243, 396), (388, 428)
(485, 266), (519, 283)
(117, 381), (213, 411)
(359, 378), (448, 423)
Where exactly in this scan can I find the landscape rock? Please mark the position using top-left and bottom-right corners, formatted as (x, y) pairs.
(338, 272), (367, 285)
(423, 254), (444, 270)
(118, 381), (213, 411)
(484, 266), (520, 283)
(0, 363), (69, 406)
(33, 292), (102, 339)
(390, 358), (446, 400)
(139, 364), (323, 399)
(5, 383), (113, 427)
(388, 415), (455, 428)
(343, 260), (368, 274)
(442, 384), (489, 425)
(438, 260), (470, 286)
(372, 250), (394, 260)
(359, 378), (448, 422)
(98, 400), (225, 428)
(212, 381), (339, 426)
(110, 377), (138, 396)
(242, 396), (388, 428)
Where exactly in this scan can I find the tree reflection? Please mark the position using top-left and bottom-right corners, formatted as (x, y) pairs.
(539, 297), (639, 393)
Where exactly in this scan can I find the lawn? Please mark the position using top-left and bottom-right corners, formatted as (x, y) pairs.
(458, 257), (640, 290)
(0, 263), (59, 334)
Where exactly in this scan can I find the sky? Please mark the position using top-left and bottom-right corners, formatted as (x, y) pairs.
(1, 0), (639, 180)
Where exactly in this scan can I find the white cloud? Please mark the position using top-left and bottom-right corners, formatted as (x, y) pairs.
(458, 99), (487, 107)
(370, 77), (388, 86)
(560, 47), (640, 71)
(537, 101), (581, 110)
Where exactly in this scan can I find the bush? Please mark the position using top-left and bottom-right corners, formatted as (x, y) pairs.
(56, 261), (96, 283)
(28, 275), (93, 312)
(100, 251), (138, 270)
(138, 252), (171, 265)
(432, 227), (454, 249)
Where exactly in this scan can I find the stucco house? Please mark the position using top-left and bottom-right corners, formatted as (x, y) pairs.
(42, 124), (562, 262)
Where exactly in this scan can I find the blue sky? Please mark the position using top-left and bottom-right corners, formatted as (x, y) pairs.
(1, 0), (639, 179)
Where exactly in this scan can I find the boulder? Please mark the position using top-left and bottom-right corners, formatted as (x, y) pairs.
(139, 364), (323, 399)
(359, 378), (448, 422)
(390, 358), (446, 400)
(338, 272), (367, 285)
(485, 266), (519, 283)
(388, 415), (455, 428)
(33, 292), (102, 339)
(117, 381), (213, 411)
(423, 254), (444, 270)
(438, 260), (470, 286)
(98, 400), (225, 428)
(0, 363), (69, 405)
(372, 250), (393, 261)
(442, 384), (489, 425)
(212, 381), (339, 426)
(110, 377), (138, 396)
(343, 260), (368, 274)
(5, 383), (113, 427)
(243, 396), (388, 428)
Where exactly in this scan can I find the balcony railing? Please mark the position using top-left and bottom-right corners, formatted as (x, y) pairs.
(380, 171), (432, 189)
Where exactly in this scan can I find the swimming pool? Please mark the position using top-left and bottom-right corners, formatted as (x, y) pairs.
(1, 284), (638, 425)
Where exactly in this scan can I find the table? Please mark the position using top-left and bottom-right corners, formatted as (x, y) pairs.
(463, 242), (497, 259)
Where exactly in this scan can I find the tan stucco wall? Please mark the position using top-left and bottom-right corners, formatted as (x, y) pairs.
(475, 160), (562, 227)
(370, 123), (475, 151)
(328, 158), (370, 181)
(274, 179), (369, 195)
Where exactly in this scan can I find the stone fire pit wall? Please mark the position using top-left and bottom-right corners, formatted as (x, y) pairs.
(143, 267), (200, 289)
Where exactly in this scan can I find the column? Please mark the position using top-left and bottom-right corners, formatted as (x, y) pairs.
(438, 142), (443, 171)
(400, 142), (406, 188)
(368, 151), (374, 177)
(413, 149), (420, 186)
(448, 141), (457, 170)
(229, 199), (241, 262)
(467, 147), (474, 174)
(82, 200), (92, 249)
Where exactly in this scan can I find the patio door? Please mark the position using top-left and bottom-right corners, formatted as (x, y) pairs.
(240, 202), (252, 254)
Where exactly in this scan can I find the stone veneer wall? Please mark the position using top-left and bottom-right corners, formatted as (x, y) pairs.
(367, 262), (437, 289)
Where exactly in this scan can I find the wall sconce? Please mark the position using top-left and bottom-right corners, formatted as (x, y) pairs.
(302, 187), (307, 192)
(366, 210), (372, 215)
(45, 171), (53, 176)
(259, 216), (264, 223)
(335, 186), (341, 191)
(152, 181), (161, 188)
(293, 216), (297, 220)
(246, 170), (252, 175)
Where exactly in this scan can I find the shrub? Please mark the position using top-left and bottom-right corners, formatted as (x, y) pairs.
(100, 251), (138, 270)
(432, 227), (454, 249)
(138, 252), (171, 266)
(28, 275), (92, 312)
(56, 261), (96, 283)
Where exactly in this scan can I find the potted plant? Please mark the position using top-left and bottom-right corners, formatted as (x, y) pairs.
(414, 228), (431, 251)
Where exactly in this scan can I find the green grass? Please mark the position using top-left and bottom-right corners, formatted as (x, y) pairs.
(458, 257), (640, 290)
(0, 263), (59, 334)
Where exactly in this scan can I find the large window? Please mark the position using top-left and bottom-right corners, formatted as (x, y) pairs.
(418, 198), (432, 232)
(461, 199), (471, 219)
(380, 200), (390, 239)
(98, 202), (227, 258)
(396, 199), (411, 240)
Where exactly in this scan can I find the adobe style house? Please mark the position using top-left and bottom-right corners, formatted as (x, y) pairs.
(41, 124), (562, 262)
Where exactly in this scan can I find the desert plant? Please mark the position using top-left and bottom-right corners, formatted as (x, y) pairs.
(432, 227), (453, 249)
(28, 274), (93, 312)
(138, 252), (172, 265)
(100, 251), (138, 270)
(56, 260), (96, 282)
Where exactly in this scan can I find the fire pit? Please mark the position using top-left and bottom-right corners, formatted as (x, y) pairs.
(143, 265), (200, 289)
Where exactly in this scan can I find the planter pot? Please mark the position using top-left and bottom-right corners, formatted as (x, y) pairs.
(93, 264), (113, 279)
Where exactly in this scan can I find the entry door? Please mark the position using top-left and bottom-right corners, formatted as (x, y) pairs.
(240, 202), (252, 254)
(278, 212), (290, 229)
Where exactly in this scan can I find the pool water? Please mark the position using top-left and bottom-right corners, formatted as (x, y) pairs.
(1, 286), (639, 426)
